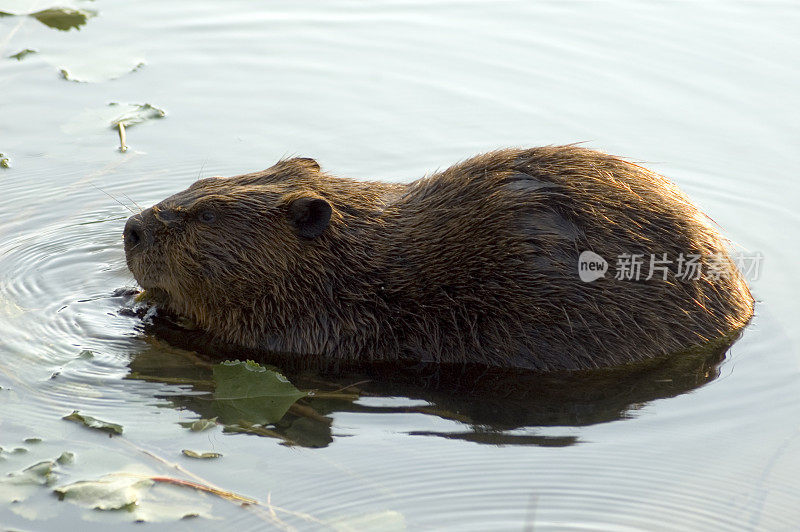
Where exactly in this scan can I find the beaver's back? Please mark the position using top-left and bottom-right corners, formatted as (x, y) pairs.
(382, 146), (752, 370)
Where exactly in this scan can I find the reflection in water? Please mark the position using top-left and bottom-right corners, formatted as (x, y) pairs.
(124, 294), (737, 449)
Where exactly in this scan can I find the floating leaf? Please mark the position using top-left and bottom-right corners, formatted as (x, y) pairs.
(55, 471), (215, 522)
(30, 7), (95, 31)
(63, 410), (123, 435)
(23, 437), (42, 444)
(60, 60), (144, 84)
(0, 153), (9, 168)
(6, 460), (57, 486)
(0, 460), (58, 503)
(180, 417), (218, 432)
(56, 452), (75, 465)
(8, 48), (36, 60)
(62, 102), (165, 135)
(56, 476), (153, 510)
(212, 360), (307, 425)
(56, 56), (144, 83)
(108, 102), (165, 128)
(181, 450), (222, 460)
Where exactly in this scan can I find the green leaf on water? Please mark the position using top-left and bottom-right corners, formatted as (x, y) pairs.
(212, 360), (307, 426)
(181, 450), (222, 459)
(63, 410), (123, 435)
(30, 7), (95, 31)
(0, 153), (9, 168)
(8, 48), (37, 60)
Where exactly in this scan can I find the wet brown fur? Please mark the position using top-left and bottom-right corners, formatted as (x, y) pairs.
(124, 146), (754, 371)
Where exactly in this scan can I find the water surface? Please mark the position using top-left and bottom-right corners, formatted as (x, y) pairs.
(1, 0), (799, 529)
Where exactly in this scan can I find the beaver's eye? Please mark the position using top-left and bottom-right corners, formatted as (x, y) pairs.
(199, 210), (216, 224)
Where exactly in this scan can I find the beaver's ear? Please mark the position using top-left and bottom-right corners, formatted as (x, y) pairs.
(287, 197), (332, 239)
(290, 157), (321, 171)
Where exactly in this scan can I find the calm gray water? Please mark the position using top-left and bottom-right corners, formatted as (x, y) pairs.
(1, 0), (799, 529)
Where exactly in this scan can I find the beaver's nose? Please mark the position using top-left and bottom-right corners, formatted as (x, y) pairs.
(124, 209), (154, 253)
(124, 216), (143, 247)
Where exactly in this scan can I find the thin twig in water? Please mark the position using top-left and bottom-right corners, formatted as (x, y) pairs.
(118, 122), (128, 152)
(119, 439), (322, 528)
(149, 476), (258, 505)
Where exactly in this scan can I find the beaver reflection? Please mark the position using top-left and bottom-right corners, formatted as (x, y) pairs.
(125, 306), (736, 448)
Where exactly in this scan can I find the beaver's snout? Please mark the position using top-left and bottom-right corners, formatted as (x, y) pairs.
(123, 216), (143, 247)
(123, 208), (156, 255)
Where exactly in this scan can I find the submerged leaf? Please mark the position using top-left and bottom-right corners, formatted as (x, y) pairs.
(63, 410), (123, 435)
(212, 360), (307, 425)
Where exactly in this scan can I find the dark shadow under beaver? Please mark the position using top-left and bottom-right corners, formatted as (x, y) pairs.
(122, 295), (741, 448)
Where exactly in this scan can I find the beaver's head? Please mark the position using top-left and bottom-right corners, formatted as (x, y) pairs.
(123, 157), (335, 337)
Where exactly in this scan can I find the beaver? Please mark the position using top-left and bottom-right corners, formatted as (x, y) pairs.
(123, 145), (753, 371)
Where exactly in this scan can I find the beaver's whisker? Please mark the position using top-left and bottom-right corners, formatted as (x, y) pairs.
(93, 183), (137, 215)
(197, 159), (208, 181)
(122, 193), (144, 214)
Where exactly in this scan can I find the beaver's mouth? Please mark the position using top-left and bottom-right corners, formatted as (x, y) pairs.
(141, 286), (171, 303)
(126, 252), (170, 293)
